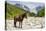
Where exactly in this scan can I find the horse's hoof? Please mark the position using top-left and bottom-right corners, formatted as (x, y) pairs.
(19, 27), (20, 28)
(14, 26), (16, 27)
(21, 27), (22, 28)
(15, 27), (17, 28)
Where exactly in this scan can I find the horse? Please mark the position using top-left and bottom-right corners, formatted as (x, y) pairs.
(14, 13), (27, 28)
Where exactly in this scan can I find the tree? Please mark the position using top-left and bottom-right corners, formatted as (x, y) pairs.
(29, 12), (36, 16)
(37, 7), (45, 17)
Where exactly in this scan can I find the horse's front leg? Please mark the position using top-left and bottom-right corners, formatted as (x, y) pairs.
(21, 21), (22, 28)
(19, 22), (20, 28)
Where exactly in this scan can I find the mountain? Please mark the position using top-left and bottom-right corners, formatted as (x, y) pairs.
(36, 5), (44, 11)
(6, 1), (44, 14)
(15, 2), (44, 14)
(15, 3), (29, 11)
(5, 1), (45, 19)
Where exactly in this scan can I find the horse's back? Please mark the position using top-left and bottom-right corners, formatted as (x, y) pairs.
(14, 16), (20, 20)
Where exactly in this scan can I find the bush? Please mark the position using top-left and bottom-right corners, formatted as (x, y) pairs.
(29, 12), (36, 16)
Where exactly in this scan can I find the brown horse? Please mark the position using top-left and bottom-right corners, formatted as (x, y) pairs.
(14, 13), (27, 28)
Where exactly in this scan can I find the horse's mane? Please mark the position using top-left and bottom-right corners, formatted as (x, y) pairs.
(21, 13), (26, 17)
(14, 12), (26, 17)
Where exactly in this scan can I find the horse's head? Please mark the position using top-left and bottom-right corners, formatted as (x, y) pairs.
(23, 12), (27, 19)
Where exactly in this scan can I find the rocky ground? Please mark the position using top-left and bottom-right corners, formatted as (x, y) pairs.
(6, 17), (45, 31)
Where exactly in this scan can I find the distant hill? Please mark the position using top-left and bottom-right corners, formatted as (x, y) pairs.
(15, 3), (44, 14)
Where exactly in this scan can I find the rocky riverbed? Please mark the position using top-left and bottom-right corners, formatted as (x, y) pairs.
(6, 17), (45, 31)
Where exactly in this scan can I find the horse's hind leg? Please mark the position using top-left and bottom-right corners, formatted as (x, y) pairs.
(19, 22), (21, 28)
(14, 21), (16, 27)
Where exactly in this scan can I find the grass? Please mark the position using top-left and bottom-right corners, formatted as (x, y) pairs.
(5, 3), (25, 19)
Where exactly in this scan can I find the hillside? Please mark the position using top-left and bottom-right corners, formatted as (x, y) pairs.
(5, 3), (25, 19)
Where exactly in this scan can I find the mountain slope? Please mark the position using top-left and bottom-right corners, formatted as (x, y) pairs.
(5, 3), (25, 19)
